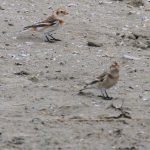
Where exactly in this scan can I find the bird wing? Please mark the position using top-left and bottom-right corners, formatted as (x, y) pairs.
(79, 72), (108, 92)
(87, 80), (99, 85)
(41, 17), (59, 25)
(96, 72), (108, 82)
(24, 18), (59, 30)
(84, 72), (108, 87)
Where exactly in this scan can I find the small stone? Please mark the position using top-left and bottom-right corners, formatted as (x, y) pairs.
(0, 6), (5, 10)
(45, 65), (49, 68)
(128, 0), (144, 7)
(14, 71), (30, 76)
(8, 23), (14, 26)
(4, 19), (8, 22)
(67, 3), (77, 7)
(5, 43), (9, 46)
(28, 76), (39, 82)
(122, 54), (141, 60)
(2, 31), (6, 34)
(55, 70), (61, 72)
(59, 61), (65, 65)
(15, 62), (22, 66)
(87, 41), (103, 47)
(9, 137), (24, 145)
(69, 76), (75, 80)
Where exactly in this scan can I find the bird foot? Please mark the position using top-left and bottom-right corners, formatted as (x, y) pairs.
(53, 38), (61, 41)
(45, 39), (56, 43)
(98, 95), (113, 100)
(78, 90), (84, 95)
(103, 96), (113, 100)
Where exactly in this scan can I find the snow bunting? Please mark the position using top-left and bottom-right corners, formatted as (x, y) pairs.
(23, 7), (69, 42)
(79, 62), (120, 100)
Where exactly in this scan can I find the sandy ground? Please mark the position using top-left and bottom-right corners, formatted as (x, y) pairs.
(0, 0), (150, 149)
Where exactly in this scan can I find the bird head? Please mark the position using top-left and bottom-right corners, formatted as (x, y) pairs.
(54, 8), (69, 17)
(110, 62), (120, 74)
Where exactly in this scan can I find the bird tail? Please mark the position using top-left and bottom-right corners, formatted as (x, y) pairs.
(79, 80), (99, 92)
(23, 25), (33, 30)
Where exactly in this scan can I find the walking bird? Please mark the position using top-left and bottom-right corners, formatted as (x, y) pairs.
(23, 7), (69, 42)
(79, 62), (120, 100)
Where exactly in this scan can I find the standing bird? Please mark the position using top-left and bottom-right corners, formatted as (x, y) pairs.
(23, 7), (69, 42)
(79, 62), (120, 100)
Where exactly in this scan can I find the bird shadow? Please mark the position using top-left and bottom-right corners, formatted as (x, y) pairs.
(78, 91), (118, 101)
(17, 34), (43, 43)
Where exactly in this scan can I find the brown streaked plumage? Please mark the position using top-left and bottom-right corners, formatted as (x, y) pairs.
(23, 7), (68, 42)
(79, 62), (120, 100)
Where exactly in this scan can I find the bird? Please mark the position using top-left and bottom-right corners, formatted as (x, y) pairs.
(79, 62), (120, 100)
(23, 7), (69, 42)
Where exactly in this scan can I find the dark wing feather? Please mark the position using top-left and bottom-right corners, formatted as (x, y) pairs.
(79, 72), (108, 92)
(87, 80), (99, 85)
(96, 72), (107, 82)
(79, 79), (99, 92)
(24, 18), (58, 30)
(81, 79), (99, 90)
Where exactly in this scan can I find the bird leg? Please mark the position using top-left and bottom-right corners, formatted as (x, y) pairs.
(44, 34), (55, 43)
(48, 34), (61, 41)
(99, 88), (112, 100)
(100, 89), (105, 97)
(104, 89), (113, 100)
